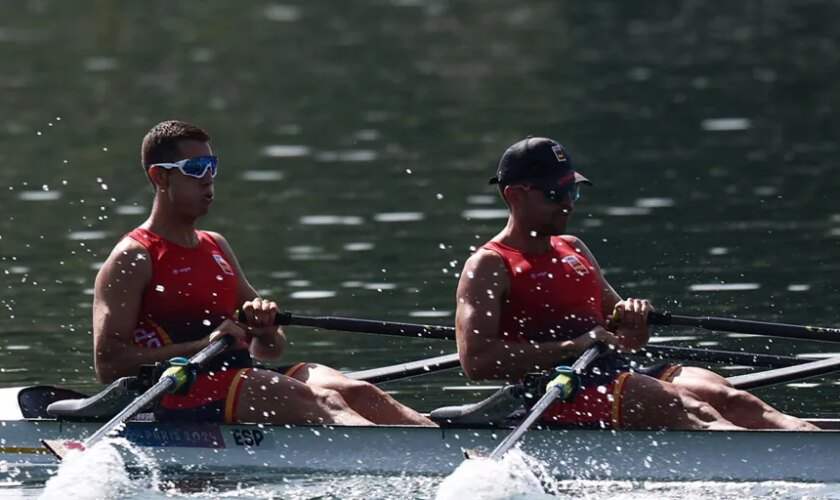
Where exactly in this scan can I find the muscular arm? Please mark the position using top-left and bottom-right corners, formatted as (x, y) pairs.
(455, 249), (615, 381)
(563, 236), (651, 350)
(210, 232), (285, 361)
(93, 239), (210, 383)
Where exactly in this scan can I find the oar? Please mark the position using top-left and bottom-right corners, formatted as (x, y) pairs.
(649, 311), (840, 343)
(42, 335), (233, 459)
(346, 353), (461, 383)
(487, 343), (604, 460)
(728, 356), (840, 390)
(346, 346), (807, 386)
(644, 345), (808, 368)
(272, 312), (454, 340)
(271, 312), (806, 370)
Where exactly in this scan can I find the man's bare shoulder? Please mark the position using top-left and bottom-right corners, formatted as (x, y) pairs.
(458, 248), (509, 297)
(463, 248), (507, 275)
(97, 237), (152, 280)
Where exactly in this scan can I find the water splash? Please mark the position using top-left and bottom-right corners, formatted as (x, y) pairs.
(40, 437), (160, 500)
(435, 448), (556, 500)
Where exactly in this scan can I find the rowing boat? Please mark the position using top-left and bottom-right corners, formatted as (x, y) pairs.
(2, 385), (839, 483)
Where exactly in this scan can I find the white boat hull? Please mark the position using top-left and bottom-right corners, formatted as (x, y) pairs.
(2, 418), (838, 482)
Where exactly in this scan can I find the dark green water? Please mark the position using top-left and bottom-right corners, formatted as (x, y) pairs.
(2, 0), (840, 432)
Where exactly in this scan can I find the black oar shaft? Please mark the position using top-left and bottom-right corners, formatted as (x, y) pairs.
(488, 344), (603, 460)
(274, 312), (456, 340)
(644, 345), (804, 368)
(650, 312), (840, 343)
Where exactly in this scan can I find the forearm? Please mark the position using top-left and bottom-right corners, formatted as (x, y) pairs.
(95, 338), (209, 383)
(616, 326), (650, 351)
(249, 328), (286, 360)
(462, 337), (585, 381)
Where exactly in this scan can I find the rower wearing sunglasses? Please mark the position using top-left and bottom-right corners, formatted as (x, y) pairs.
(92, 120), (435, 427)
(454, 136), (817, 430)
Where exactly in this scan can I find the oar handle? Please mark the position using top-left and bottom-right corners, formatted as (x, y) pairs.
(648, 311), (840, 343)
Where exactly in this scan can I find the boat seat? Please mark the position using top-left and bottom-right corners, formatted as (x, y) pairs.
(46, 376), (143, 420)
(18, 386), (88, 419)
(429, 385), (525, 425)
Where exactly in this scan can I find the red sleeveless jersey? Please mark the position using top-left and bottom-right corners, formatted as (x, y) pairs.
(481, 236), (605, 343)
(127, 228), (239, 348)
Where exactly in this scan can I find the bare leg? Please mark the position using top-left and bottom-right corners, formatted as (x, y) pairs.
(236, 368), (373, 426)
(669, 367), (818, 430)
(621, 373), (744, 430)
(290, 364), (437, 426)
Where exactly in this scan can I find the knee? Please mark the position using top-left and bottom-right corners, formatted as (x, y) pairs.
(719, 387), (760, 411)
(679, 392), (721, 420)
(312, 387), (350, 410)
(337, 380), (383, 404)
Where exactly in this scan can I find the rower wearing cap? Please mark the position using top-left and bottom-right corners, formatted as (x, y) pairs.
(455, 136), (817, 430)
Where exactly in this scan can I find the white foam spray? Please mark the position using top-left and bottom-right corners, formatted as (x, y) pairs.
(40, 437), (160, 500)
(436, 448), (557, 500)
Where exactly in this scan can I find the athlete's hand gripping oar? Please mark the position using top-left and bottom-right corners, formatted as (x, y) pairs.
(649, 311), (840, 343)
(42, 334), (234, 460)
(485, 343), (605, 461)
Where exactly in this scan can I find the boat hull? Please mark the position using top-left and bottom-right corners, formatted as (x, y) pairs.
(1, 419), (837, 482)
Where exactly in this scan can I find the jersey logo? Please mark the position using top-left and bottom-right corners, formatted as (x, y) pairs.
(133, 327), (164, 348)
(213, 252), (235, 276)
(562, 255), (589, 276)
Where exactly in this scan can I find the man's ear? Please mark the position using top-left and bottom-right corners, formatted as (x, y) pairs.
(502, 185), (520, 205)
(147, 166), (170, 190)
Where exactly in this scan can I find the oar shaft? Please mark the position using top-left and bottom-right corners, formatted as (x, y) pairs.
(728, 356), (840, 390)
(488, 344), (603, 460)
(649, 312), (840, 343)
(643, 345), (804, 368)
(346, 353), (461, 383)
(271, 312), (456, 340)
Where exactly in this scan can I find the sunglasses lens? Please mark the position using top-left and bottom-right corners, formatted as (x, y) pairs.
(182, 157), (217, 177)
(544, 184), (580, 203)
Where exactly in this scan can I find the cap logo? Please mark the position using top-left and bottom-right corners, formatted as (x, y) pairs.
(551, 145), (567, 162)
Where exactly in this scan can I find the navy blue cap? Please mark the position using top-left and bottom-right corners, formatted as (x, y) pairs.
(489, 137), (591, 188)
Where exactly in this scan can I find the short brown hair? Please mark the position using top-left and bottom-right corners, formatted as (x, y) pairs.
(140, 120), (211, 170)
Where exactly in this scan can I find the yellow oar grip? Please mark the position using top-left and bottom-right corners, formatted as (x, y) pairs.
(545, 372), (576, 401)
(162, 357), (191, 393)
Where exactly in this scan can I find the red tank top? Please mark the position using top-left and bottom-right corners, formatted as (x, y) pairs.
(481, 236), (605, 343)
(127, 228), (239, 350)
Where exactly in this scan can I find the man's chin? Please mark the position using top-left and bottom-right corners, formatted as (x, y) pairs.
(533, 226), (567, 237)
